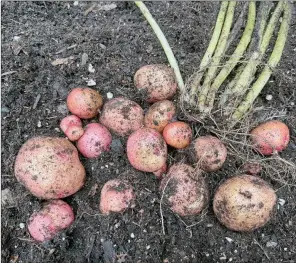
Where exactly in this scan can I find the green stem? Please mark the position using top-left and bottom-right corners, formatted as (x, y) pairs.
(205, 1), (256, 112)
(231, 2), (291, 122)
(134, 1), (185, 91)
(198, 1), (236, 112)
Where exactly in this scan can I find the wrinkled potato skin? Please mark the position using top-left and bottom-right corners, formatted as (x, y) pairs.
(250, 120), (290, 155)
(163, 121), (192, 149)
(67, 87), (103, 119)
(127, 128), (167, 172)
(77, 123), (112, 158)
(14, 137), (85, 199)
(193, 136), (227, 172)
(100, 179), (135, 215)
(99, 97), (144, 137)
(160, 164), (208, 216)
(213, 175), (277, 232)
(28, 200), (74, 242)
(134, 64), (177, 102)
(144, 100), (176, 132)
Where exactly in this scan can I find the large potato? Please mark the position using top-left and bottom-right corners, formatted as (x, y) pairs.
(28, 200), (74, 242)
(213, 175), (277, 232)
(14, 137), (85, 199)
(99, 97), (144, 137)
(144, 100), (176, 132)
(127, 128), (167, 172)
(160, 164), (208, 216)
(134, 64), (177, 102)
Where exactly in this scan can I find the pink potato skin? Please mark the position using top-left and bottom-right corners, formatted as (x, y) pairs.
(153, 163), (167, 179)
(99, 179), (135, 215)
(65, 125), (84, 141)
(250, 120), (290, 155)
(160, 164), (208, 216)
(99, 97), (144, 137)
(127, 128), (167, 172)
(14, 137), (86, 199)
(60, 115), (82, 133)
(144, 100), (176, 133)
(193, 136), (227, 172)
(134, 64), (177, 102)
(163, 121), (192, 149)
(77, 123), (112, 158)
(28, 200), (74, 242)
(66, 87), (103, 119)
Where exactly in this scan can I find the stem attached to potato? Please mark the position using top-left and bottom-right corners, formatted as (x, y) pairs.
(134, 1), (185, 91)
(231, 2), (291, 122)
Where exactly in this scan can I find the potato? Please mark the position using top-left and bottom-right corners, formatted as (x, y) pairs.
(127, 128), (167, 172)
(65, 125), (84, 141)
(28, 200), (74, 242)
(144, 100), (176, 132)
(77, 123), (112, 158)
(163, 121), (192, 149)
(213, 175), (277, 232)
(134, 64), (177, 102)
(60, 115), (84, 141)
(250, 120), (290, 155)
(153, 163), (167, 179)
(99, 97), (144, 137)
(67, 87), (103, 119)
(99, 179), (135, 215)
(14, 137), (85, 199)
(160, 164), (208, 216)
(193, 136), (227, 172)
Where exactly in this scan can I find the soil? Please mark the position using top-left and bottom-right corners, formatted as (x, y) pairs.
(1, 2), (296, 263)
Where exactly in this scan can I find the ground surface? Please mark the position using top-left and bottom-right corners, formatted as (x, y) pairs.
(1, 2), (296, 263)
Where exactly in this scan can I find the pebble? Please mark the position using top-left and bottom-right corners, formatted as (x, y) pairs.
(284, 248), (288, 251)
(81, 53), (88, 66)
(146, 245), (150, 250)
(107, 92), (113, 99)
(130, 233), (135, 239)
(54, 128), (60, 132)
(206, 224), (213, 228)
(278, 198), (286, 206)
(37, 121), (42, 128)
(266, 241), (278, 248)
(291, 102), (295, 106)
(1, 107), (10, 113)
(266, 94), (273, 101)
(73, 1), (79, 6)
(19, 223), (25, 229)
(86, 79), (96, 86)
(13, 36), (21, 41)
(88, 64), (95, 73)
(225, 237), (233, 243)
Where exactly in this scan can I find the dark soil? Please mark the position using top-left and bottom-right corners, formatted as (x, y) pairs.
(1, 2), (296, 263)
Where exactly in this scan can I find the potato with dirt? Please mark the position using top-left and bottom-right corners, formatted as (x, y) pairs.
(14, 137), (85, 199)
(193, 135), (227, 172)
(134, 64), (177, 102)
(99, 97), (144, 137)
(213, 175), (277, 232)
(67, 87), (103, 119)
(160, 163), (208, 216)
(127, 128), (167, 172)
(144, 100), (176, 132)
(28, 200), (74, 242)
(77, 123), (112, 158)
(60, 115), (84, 141)
(99, 179), (135, 215)
(250, 120), (290, 155)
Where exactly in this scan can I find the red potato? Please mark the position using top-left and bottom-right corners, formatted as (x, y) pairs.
(77, 123), (112, 158)
(28, 200), (74, 242)
(144, 100), (176, 132)
(127, 128), (167, 172)
(213, 175), (277, 232)
(67, 87), (103, 119)
(250, 120), (290, 155)
(65, 125), (84, 141)
(99, 179), (135, 215)
(153, 163), (167, 179)
(160, 164), (208, 216)
(60, 115), (84, 141)
(163, 121), (192, 149)
(14, 137), (85, 199)
(99, 97), (144, 137)
(193, 136), (227, 172)
(134, 64), (177, 102)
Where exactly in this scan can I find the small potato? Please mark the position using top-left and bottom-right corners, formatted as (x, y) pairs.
(65, 125), (84, 141)
(99, 97), (144, 137)
(160, 164), (208, 216)
(60, 115), (82, 133)
(77, 123), (112, 158)
(250, 120), (290, 155)
(153, 163), (167, 179)
(193, 136), (227, 172)
(213, 175), (277, 232)
(99, 179), (135, 215)
(67, 87), (103, 119)
(127, 128), (167, 172)
(134, 64), (177, 102)
(163, 121), (192, 149)
(144, 100), (176, 132)
(28, 200), (74, 242)
(14, 137), (85, 199)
